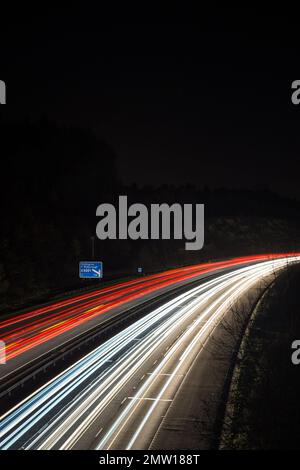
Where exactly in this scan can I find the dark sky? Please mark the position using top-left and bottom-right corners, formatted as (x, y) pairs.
(2, 8), (300, 198)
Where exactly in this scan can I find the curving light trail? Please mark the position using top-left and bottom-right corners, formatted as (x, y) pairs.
(1, 255), (298, 450)
(0, 254), (297, 362)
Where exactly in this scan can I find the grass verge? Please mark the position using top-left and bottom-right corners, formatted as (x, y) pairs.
(221, 263), (300, 449)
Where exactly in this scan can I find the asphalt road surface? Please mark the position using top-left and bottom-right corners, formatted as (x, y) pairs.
(0, 254), (293, 382)
(1, 255), (299, 450)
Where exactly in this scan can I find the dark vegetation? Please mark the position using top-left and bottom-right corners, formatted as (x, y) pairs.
(1, 115), (300, 309)
(222, 264), (300, 449)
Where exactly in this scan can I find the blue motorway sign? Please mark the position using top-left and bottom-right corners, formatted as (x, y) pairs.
(79, 261), (103, 279)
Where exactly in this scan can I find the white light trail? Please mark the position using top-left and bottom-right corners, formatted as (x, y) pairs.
(0, 256), (298, 450)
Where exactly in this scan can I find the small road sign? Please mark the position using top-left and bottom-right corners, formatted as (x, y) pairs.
(79, 261), (103, 279)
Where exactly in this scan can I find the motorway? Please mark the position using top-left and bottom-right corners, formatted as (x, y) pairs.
(1, 255), (299, 450)
(0, 256), (274, 362)
(0, 254), (294, 381)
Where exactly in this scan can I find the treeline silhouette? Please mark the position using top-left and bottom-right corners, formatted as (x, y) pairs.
(1, 116), (300, 309)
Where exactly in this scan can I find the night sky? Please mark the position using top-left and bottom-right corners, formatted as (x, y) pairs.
(2, 8), (300, 198)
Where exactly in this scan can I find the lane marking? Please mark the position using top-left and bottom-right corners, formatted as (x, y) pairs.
(95, 427), (103, 438)
(128, 397), (172, 402)
(147, 373), (184, 377)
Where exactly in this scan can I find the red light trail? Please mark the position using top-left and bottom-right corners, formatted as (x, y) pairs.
(0, 254), (297, 361)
